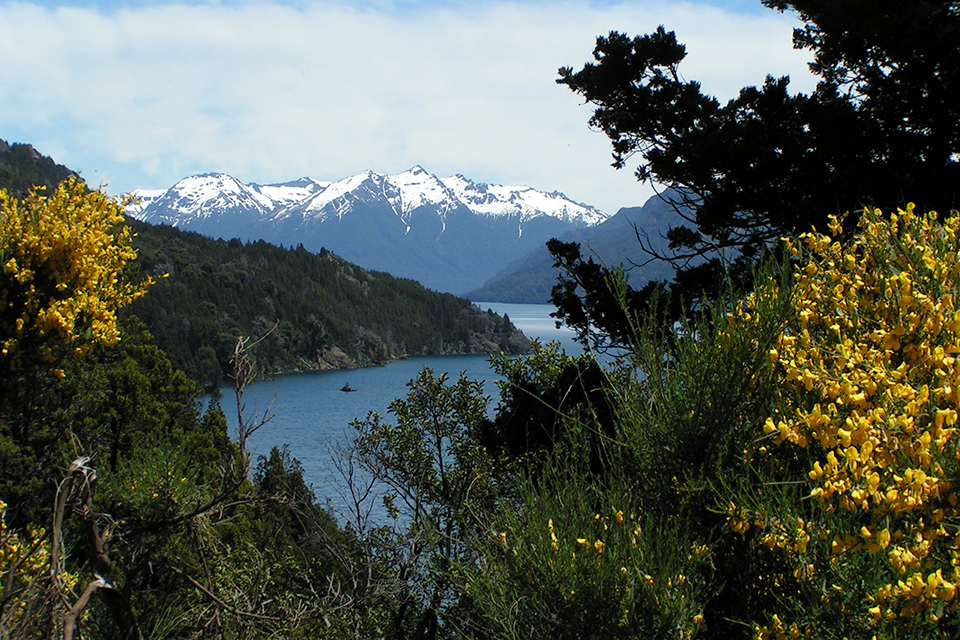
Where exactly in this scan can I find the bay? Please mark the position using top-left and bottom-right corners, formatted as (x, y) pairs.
(208, 302), (577, 516)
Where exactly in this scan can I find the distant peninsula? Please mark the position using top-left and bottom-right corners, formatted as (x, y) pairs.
(126, 219), (531, 390)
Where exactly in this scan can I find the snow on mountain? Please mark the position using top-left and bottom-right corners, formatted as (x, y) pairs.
(128, 167), (607, 229)
(127, 174), (328, 225)
(390, 166), (461, 218)
(176, 173), (272, 214)
(440, 173), (607, 226)
(125, 173), (270, 228)
(284, 167), (461, 229)
(126, 167), (610, 294)
(254, 177), (329, 208)
(126, 189), (166, 217)
(290, 170), (389, 222)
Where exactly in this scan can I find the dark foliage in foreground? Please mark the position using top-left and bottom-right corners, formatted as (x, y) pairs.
(552, 0), (960, 345)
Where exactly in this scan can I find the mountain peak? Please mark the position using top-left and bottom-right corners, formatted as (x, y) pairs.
(127, 167), (608, 292)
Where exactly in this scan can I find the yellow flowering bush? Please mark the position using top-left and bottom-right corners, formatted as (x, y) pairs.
(0, 497), (63, 633)
(0, 498), (48, 595)
(466, 263), (801, 638)
(98, 444), (211, 522)
(0, 178), (150, 372)
(471, 450), (712, 640)
(761, 205), (960, 632)
(470, 203), (960, 638)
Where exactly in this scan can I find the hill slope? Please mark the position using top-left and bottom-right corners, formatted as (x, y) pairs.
(127, 220), (531, 390)
(0, 139), (77, 199)
(469, 192), (689, 303)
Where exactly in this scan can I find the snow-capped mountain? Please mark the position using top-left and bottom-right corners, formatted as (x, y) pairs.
(128, 166), (607, 294)
(440, 173), (605, 227)
(128, 173), (330, 236)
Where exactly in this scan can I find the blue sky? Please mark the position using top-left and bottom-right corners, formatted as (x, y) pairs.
(0, 0), (814, 213)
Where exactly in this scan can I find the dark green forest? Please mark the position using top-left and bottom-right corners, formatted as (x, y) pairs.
(0, 139), (76, 200)
(126, 219), (530, 390)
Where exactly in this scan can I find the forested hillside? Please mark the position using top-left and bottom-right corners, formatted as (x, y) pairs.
(0, 139), (76, 199)
(126, 219), (530, 390)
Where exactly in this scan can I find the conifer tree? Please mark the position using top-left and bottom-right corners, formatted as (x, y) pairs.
(552, 0), (960, 345)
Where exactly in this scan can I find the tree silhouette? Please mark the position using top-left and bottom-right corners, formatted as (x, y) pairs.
(552, 0), (960, 345)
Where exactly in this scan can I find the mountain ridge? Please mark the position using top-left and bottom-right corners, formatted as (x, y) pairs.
(128, 167), (608, 294)
(468, 191), (694, 303)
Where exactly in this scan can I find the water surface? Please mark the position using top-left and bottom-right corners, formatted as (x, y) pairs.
(209, 302), (576, 517)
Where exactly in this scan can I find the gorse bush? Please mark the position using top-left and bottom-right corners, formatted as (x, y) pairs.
(0, 178), (151, 373)
(0, 182), (367, 639)
(747, 206), (960, 638)
(465, 454), (712, 640)
(467, 204), (960, 639)
(465, 260), (797, 639)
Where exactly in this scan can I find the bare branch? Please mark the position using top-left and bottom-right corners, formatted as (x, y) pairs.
(167, 565), (283, 622)
(230, 323), (280, 468)
(63, 579), (105, 640)
(51, 457), (142, 640)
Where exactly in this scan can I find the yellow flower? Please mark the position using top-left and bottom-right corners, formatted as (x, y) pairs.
(763, 205), (960, 621)
(0, 179), (153, 373)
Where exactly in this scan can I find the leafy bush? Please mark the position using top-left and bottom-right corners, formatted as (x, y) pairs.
(467, 205), (960, 638)
(465, 259), (797, 638)
(0, 179), (367, 639)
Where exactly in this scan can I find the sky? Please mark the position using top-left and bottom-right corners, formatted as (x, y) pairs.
(0, 0), (818, 214)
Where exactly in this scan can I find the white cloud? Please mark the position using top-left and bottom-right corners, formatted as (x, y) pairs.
(0, 0), (815, 213)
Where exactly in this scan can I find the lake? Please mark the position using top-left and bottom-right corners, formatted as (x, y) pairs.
(209, 302), (578, 518)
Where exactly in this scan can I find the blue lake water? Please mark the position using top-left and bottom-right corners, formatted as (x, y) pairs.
(208, 302), (578, 518)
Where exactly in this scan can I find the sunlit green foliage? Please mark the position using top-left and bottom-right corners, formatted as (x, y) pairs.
(464, 262), (796, 638)
(465, 203), (960, 640)
(351, 368), (498, 639)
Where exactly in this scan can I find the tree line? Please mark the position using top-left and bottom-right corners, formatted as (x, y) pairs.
(126, 219), (529, 391)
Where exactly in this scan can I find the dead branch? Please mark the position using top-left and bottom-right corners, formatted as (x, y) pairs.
(167, 565), (282, 623)
(62, 579), (104, 640)
(230, 322), (279, 467)
(52, 457), (142, 640)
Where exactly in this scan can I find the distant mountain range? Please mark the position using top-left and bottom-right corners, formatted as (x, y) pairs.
(128, 167), (608, 295)
(468, 191), (690, 303)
